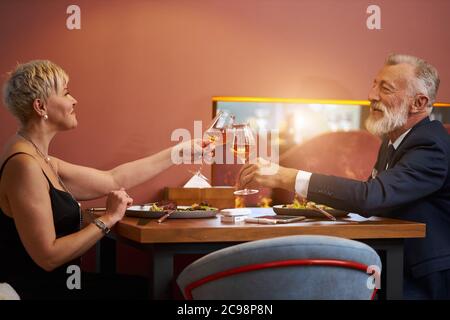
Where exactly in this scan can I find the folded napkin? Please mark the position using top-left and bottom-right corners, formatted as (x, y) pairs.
(184, 171), (211, 188)
(220, 208), (252, 216)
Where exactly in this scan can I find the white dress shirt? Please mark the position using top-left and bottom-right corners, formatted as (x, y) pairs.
(294, 129), (412, 198)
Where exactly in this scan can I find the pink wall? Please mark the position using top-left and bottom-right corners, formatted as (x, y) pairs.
(1, 0), (449, 275)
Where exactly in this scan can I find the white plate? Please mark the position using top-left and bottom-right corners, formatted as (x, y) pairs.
(125, 205), (219, 219)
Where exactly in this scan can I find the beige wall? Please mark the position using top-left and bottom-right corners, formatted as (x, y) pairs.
(1, 0), (449, 275)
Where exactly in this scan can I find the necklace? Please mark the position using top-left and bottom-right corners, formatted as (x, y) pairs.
(17, 131), (83, 229)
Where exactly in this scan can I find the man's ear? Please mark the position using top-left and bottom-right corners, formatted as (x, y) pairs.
(410, 94), (428, 114)
(32, 98), (46, 117)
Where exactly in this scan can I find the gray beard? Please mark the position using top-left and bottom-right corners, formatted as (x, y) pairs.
(365, 101), (409, 136)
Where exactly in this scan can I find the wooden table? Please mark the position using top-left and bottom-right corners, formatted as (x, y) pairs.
(95, 208), (425, 300)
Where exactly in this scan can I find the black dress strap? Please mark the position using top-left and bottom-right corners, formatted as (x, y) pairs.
(0, 152), (35, 180)
(0, 152), (55, 188)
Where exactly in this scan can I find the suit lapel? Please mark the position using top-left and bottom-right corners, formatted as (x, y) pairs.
(369, 117), (431, 178)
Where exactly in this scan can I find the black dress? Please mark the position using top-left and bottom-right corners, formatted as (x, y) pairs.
(0, 152), (148, 299)
(0, 152), (81, 299)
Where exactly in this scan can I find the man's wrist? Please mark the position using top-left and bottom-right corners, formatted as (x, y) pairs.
(278, 167), (298, 191)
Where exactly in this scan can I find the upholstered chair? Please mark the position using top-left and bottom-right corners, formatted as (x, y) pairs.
(177, 235), (381, 300)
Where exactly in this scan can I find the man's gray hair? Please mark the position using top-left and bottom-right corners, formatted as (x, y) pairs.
(385, 54), (440, 113)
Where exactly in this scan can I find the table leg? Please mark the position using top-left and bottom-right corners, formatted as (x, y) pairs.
(149, 243), (233, 300)
(384, 242), (404, 300)
(95, 236), (116, 274)
(364, 239), (404, 300)
(149, 245), (174, 300)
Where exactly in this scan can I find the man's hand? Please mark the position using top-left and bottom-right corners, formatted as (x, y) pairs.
(237, 158), (298, 191)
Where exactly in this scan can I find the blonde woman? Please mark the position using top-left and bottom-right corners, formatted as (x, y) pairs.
(0, 60), (205, 299)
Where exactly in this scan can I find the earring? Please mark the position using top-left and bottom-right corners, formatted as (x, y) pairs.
(43, 114), (48, 120)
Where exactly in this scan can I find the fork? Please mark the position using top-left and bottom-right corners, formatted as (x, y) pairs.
(307, 203), (336, 221)
(157, 209), (177, 223)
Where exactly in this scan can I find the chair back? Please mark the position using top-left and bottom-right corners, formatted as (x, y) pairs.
(177, 235), (381, 300)
(0, 283), (20, 300)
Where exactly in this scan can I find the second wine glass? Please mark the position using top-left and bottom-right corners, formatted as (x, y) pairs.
(231, 123), (259, 196)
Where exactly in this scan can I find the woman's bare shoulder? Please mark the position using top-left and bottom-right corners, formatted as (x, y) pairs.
(1, 137), (42, 183)
(1, 135), (36, 164)
(1, 152), (42, 180)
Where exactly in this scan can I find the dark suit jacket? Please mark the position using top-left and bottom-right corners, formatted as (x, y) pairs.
(308, 117), (450, 278)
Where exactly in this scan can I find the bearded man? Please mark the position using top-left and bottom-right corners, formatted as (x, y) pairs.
(238, 54), (450, 299)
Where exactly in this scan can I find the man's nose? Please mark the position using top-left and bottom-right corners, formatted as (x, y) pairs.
(368, 85), (380, 102)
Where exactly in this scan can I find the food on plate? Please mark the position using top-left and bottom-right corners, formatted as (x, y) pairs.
(147, 201), (217, 212)
(281, 198), (308, 209)
(178, 202), (218, 211)
(149, 203), (164, 211)
(281, 198), (334, 210)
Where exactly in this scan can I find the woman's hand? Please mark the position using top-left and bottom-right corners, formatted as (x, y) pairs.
(191, 138), (213, 163)
(173, 139), (214, 164)
(237, 158), (298, 191)
(103, 188), (133, 227)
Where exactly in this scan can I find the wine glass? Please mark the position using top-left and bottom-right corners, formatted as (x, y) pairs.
(194, 111), (235, 177)
(204, 110), (235, 145)
(231, 123), (259, 196)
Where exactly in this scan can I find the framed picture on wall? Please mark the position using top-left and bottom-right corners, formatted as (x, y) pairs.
(210, 97), (450, 206)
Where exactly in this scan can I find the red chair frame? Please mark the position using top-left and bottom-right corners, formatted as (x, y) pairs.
(184, 259), (378, 300)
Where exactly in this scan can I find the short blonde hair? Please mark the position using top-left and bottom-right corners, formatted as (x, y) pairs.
(2, 60), (68, 124)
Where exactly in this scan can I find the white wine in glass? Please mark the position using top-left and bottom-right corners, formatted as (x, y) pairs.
(232, 123), (259, 196)
(204, 110), (234, 146)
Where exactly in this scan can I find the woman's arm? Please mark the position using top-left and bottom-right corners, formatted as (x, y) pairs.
(55, 147), (172, 200)
(4, 154), (131, 271)
(55, 139), (206, 201)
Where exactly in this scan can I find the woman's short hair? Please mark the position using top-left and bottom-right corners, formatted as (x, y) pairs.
(2, 60), (68, 124)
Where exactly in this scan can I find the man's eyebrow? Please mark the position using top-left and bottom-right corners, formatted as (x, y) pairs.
(380, 80), (395, 89)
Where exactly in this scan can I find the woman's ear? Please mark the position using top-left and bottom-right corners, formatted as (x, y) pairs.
(32, 98), (46, 117)
(411, 94), (429, 114)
